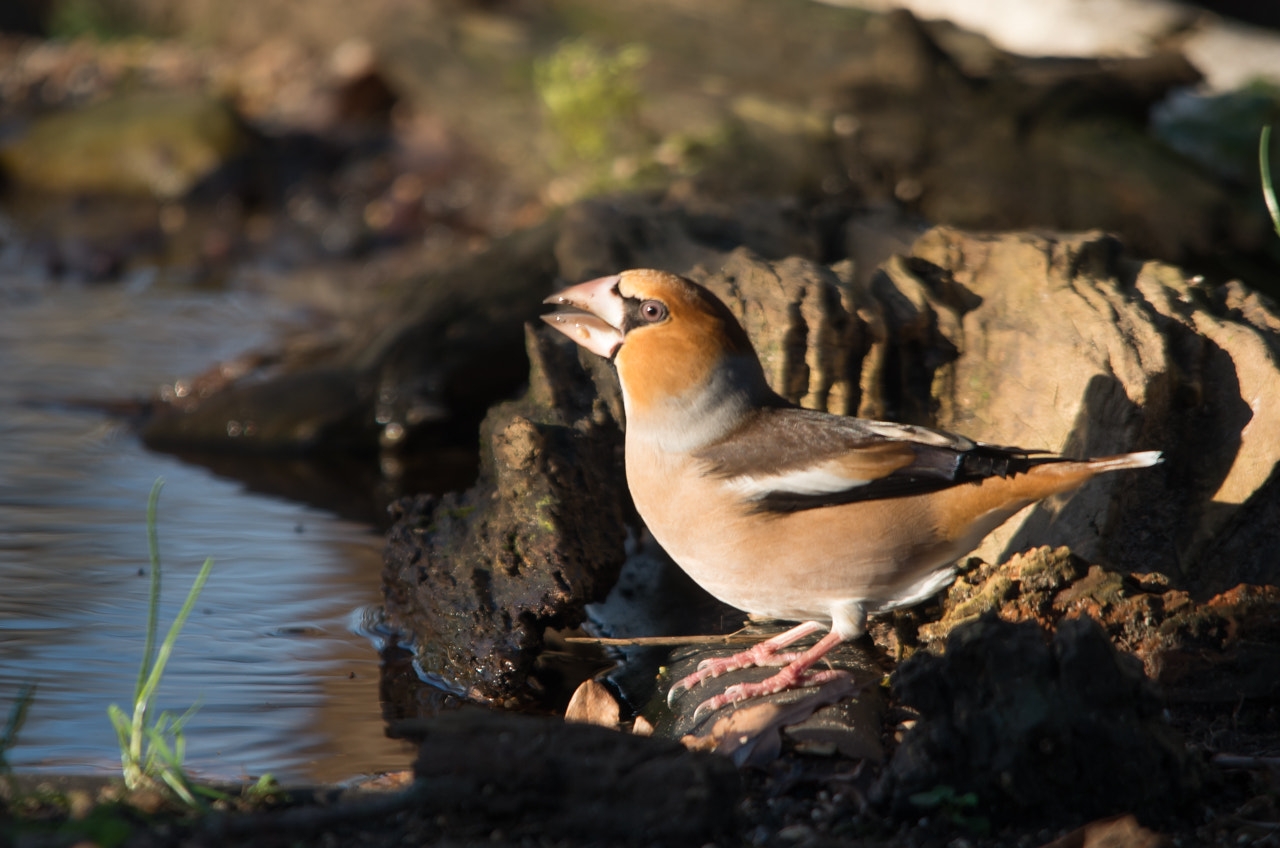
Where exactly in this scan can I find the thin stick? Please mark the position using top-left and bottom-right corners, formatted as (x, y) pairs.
(1213, 753), (1280, 770)
(563, 633), (762, 647)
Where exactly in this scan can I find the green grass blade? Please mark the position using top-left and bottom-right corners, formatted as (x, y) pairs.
(1261, 125), (1280, 237)
(111, 482), (215, 807)
(1, 682), (36, 771)
(138, 479), (165, 700)
(139, 556), (214, 701)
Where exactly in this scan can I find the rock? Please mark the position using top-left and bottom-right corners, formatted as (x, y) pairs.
(564, 678), (621, 728)
(882, 615), (1201, 825)
(614, 226), (1280, 591)
(380, 323), (629, 701)
(369, 200), (1280, 720)
(829, 10), (1266, 267)
(402, 709), (741, 846)
(694, 251), (864, 414)
(906, 545), (1280, 703)
(141, 218), (560, 455)
(139, 191), (852, 462)
(878, 228), (1280, 587)
(0, 92), (248, 197)
(666, 630), (887, 767)
(552, 192), (826, 284)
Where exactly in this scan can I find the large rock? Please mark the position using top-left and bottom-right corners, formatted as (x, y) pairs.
(380, 211), (1280, 704)
(897, 228), (1280, 588)
(661, 228), (1280, 589)
(0, 92), (248, 197)
(381, 324), (629, 701)
(141, 220), (561, 455)
(882, 616), (1202, 825)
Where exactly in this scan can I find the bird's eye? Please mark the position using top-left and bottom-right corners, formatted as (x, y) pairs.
(639, 300), (668, 322)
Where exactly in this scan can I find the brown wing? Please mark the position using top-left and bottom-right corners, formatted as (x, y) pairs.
(694, 406), (1048, 513)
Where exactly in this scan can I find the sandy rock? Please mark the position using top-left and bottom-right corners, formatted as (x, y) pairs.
(596, 226), (1280, 591)
(696, 251), (864, 414)
(883, 228), (1280, 586)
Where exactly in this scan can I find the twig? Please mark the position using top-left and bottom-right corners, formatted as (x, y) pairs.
(1212, 753), (1280, 770)
(563, 633), (761, 647)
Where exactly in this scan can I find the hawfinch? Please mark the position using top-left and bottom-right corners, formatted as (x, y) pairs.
(542, 269), (1161, 715)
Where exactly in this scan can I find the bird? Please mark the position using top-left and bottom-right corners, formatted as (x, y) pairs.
(541, 268), (1162, 716)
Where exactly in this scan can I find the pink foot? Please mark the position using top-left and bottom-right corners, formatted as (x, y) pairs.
(666, 621), (826, 708)
(667, 623), (850, 718)
(692, 668), (853, 722)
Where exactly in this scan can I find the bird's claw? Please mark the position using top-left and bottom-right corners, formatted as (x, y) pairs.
(688, 668), (856, 723)
(666, 676), (691, 708)
(668, 656), (740, 707)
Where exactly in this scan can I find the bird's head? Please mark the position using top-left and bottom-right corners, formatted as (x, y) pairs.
(542, 269), (776, 448)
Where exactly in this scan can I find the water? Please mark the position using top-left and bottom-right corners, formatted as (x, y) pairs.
(0, 275), (414, 783)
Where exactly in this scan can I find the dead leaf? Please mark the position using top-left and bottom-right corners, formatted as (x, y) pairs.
(1038, 814), (1170, 848)
(564, 678), (620, 728)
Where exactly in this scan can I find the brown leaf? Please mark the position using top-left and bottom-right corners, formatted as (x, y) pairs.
(1038, 814), (1170, 848)
(564, 678), (620, 728)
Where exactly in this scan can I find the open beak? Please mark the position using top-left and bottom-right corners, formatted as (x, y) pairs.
(541, 274), (626, 359)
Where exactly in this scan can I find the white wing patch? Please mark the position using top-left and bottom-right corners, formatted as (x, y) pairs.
(860, 419), (975, 451)
(725, 460), (873, 500)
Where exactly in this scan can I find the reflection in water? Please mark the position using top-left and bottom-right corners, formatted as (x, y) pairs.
(0, 278), (413, 782)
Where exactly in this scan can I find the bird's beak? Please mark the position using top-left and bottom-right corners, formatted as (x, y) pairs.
(541, 274), (626, 359)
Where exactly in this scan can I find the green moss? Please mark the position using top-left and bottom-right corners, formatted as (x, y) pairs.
(48, 0), (151, 41)
(532, 495), (556, 533)
(535, 38), (648, 164)
(533, 38), (664, 197)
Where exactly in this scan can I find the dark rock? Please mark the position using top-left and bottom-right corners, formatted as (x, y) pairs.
(405, 708), (741, 847)
(381, 324), (629, 701)
(142, 218), (561, 455)
(908, 545), (1280, 704)
(831, 9), (1263, 268)
(883, 615), (1202, 826)
(664, 629), (887, 767)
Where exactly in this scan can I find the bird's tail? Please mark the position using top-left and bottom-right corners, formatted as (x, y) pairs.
(1008, 449), (1163, 502)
